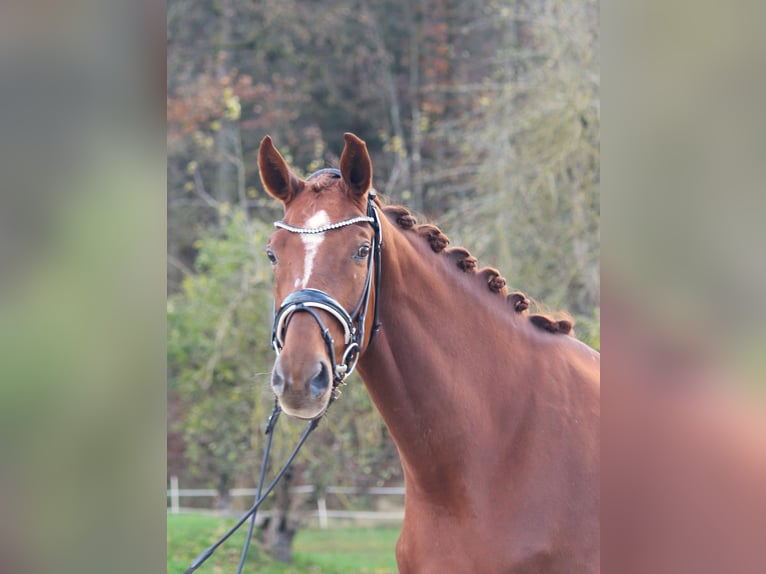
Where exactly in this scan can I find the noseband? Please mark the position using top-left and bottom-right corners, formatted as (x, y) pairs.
(271, 179), (382, 389)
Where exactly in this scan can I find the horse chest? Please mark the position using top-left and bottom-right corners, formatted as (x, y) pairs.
(396, 485), (598, 574)
(396, 522), (562, 574)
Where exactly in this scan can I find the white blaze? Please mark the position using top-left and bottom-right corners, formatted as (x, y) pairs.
(300, 210), (329, 287)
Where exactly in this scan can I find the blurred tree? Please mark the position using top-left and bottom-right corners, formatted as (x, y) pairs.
(446, 0), (600, 333)
(167, 208), (273, 510)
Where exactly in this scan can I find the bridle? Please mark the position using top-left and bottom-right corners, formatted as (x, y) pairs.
(271, 173), (383, 390)
(184, 169), (383, 574)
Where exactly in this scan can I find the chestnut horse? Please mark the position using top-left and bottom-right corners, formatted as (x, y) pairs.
(259, 133), (600, 573)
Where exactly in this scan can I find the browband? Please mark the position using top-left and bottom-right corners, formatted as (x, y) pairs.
(274, 216), (374, 235)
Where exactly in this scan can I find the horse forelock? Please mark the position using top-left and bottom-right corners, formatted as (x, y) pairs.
(308, 171), (342, 194)
(381, 203), (575, 337)
(282, 172), (368, 222)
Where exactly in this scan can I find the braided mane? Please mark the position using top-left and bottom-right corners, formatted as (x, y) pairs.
(381, 203), (574, 336)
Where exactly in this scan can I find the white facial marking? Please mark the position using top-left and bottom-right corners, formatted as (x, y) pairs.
(300, 210), (330, 287)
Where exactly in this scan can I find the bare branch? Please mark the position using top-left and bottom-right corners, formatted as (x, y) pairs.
(193, 168), (220, 209)
(168, 254), (195, 278)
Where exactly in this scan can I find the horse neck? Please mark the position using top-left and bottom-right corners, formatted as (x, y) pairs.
(357, 214), (539, 489)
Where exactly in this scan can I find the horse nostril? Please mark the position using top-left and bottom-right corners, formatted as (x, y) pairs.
(309, 363), (330, 398)
(272, 365), (286, 396)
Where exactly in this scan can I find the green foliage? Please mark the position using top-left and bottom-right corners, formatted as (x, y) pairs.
(167, 513), (399, 574)
(168, 209), (276, 488)
(575, 308), (601, 352)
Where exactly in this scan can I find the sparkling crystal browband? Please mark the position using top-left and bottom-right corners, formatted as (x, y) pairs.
(274, 216), (375, 234)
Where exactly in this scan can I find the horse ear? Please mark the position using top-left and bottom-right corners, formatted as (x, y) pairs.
(340, 132), (373, 197)
(258, 135), (301, 204)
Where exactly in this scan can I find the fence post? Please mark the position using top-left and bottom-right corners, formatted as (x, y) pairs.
(317, 496), (328, 529)
(170, 475), (180, 514)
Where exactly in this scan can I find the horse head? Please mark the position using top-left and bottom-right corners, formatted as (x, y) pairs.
(258, 133), (380, 419)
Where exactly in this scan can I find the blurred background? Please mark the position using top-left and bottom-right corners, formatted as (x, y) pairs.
(0, 1), (166, 574)
(166, 0), (599, 570)
(2, 0), (764, 572)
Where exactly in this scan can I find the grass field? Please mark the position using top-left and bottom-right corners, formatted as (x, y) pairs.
(168, 513), (400, 573)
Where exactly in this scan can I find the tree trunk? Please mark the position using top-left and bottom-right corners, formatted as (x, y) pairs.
(214, 0), (237, 205)
(216, 472), (232, 514)
(263, 468), (298, 563)
(408, 0), (424, 214)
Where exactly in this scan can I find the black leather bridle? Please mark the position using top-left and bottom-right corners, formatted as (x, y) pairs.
(271, 179), (382, 389)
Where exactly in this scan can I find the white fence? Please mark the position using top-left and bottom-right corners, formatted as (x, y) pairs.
(167, 476), (404, 528)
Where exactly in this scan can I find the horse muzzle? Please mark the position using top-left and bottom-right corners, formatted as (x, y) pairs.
(270, 314), (336, 419)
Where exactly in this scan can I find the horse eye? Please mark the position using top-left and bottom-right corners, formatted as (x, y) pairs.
(265, 248), (278, 265)
(354, 244), (371, 259)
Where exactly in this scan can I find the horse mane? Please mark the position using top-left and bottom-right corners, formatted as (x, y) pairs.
(380, 202), (574, 336)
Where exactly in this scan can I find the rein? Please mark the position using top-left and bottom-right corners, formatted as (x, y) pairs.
(184, 402), (319, 574)
(183, 178), (383, 572)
